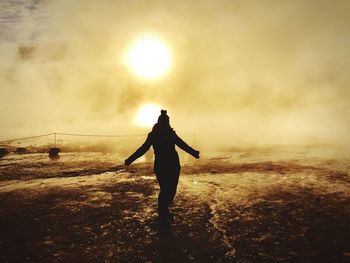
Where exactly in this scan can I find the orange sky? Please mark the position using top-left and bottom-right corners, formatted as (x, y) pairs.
(0, 0), (349, 146)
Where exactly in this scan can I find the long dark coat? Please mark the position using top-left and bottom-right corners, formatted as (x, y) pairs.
(126, 128), (198, 174)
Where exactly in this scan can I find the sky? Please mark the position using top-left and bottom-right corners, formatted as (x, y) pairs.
(0, 0), (350, 147)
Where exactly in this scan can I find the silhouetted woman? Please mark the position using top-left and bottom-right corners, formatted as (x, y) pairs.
(125, 110), (200, 220)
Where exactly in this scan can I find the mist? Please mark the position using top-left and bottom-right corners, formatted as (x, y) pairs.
(1, 0), (350, 149)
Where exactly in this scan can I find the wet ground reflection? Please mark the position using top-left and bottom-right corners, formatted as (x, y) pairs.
(0, 149), (349, 261)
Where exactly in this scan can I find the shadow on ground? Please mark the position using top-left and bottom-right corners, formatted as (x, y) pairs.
(0, 172), (349, 262)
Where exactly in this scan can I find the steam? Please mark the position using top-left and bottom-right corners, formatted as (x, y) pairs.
(1, 0), (350, 148)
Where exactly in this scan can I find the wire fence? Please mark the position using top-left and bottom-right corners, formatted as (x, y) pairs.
(0, 131), (202, 157)
(0, 132), (146, 145)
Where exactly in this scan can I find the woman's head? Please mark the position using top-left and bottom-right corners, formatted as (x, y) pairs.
(152, 109), (172, 133)
(157, 109), (169, 125)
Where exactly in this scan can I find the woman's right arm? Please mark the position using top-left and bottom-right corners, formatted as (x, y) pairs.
(125, 133), (152, 165)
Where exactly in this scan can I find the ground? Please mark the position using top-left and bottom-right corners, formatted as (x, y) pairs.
(0, 145), (350, 262)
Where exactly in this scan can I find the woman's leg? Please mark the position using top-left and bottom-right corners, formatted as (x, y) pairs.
(156, 173), (168, 217)
(167, 171), (180, 208)
(156, 170), (180, 218)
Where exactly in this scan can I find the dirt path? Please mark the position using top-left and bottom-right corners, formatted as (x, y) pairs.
(0, 151), (350, 262)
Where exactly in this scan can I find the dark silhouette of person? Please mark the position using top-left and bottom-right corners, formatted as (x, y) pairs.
(125, 110), (200, 220)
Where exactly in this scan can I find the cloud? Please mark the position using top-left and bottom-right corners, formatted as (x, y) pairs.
(0, 0), (349, 146)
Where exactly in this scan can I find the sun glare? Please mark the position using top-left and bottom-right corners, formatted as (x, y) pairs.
(126, 36), (171, 79)
(135, 103), (162, 127)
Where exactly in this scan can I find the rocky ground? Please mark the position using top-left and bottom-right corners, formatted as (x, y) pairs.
(0, 146), (350, 262)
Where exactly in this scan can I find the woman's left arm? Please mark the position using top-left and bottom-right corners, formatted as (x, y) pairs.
(174, 132), (200, 158)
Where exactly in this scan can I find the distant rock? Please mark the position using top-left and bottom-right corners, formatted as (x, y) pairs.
(0, 147), (10, 158)
(15, 147), (27, 154)
(49, 147), (60, 158)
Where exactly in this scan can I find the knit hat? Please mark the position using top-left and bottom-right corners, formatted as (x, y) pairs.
(157, 109), (169, 124)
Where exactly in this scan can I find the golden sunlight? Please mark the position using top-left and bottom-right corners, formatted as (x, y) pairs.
(135, 103), (162, 127)
(126, 35), (171, 79)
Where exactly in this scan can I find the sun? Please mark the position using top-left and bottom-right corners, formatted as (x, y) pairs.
(126, 35), (171, 79)
(135, 103), (162, 127)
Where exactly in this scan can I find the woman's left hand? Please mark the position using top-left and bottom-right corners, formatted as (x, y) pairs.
(194, 151), (200, 159)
